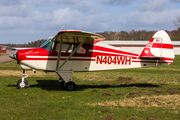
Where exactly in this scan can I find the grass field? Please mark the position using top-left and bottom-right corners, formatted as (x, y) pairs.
(0, 53), (10, 56)
(0, 56), (180, 120)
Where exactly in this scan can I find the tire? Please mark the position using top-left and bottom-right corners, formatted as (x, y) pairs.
(65, 82), (76, 91)
(17, 79), (29, 89)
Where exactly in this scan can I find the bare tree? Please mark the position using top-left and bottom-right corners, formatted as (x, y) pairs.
(173, 16), (180, 28)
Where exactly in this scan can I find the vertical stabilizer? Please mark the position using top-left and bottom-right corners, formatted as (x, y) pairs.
(140, 30), (174, 64)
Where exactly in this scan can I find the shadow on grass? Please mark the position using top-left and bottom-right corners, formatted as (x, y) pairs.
(7, 80), (159, 91)
(76, 83), (159, 91)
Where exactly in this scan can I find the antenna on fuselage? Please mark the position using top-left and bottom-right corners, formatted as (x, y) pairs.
(60, 25), (65, 31)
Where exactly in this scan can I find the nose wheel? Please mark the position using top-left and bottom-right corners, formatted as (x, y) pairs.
(17, 70), (29, 89)
(17, 79), (29, 89)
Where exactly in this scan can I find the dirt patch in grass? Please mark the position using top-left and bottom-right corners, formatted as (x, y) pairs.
(103, 116), (116, 120)
(102, 93), (111, 96)
(102, 109), (111, 113)
(91, 90), (98, 92)
(116, 93), (124, 96)
(149, 89), (164, 94)
(131, 86), (139, 89)
(87, 95), (180, 109)
(147, 118), (156, 120)
(128, 91), (141, 98)
(139, 89), (148, 93)
(166, 88), (180, 94)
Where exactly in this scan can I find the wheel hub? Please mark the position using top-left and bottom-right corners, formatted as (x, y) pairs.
(68, 85), (74, 90)
(20, 82), (25, 87)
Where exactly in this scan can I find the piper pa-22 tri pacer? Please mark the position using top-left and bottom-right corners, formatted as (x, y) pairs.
(9, 30), (174, 91)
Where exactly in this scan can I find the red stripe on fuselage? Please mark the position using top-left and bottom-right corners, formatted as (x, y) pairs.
(21, 58), (95, 61)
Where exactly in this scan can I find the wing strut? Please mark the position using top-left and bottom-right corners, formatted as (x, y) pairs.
(56, 35), (63, 71)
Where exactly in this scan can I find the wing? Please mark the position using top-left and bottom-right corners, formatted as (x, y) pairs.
(53, 30), (105, 45)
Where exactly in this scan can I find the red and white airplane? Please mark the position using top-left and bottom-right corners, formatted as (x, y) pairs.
(9, 30), (174, 91)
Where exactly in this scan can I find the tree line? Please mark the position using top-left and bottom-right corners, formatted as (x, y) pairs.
(1, 39), (46, 48)
(97, 28), (180, 41)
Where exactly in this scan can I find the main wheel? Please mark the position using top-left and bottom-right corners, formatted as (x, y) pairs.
(65, 82), (76, 91)
(17, 79), (29, 89)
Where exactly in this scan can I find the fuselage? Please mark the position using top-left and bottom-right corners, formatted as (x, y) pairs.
(15, 41), (174, 72)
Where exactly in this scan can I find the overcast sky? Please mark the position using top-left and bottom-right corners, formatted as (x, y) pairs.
(0, 0), (180, 44)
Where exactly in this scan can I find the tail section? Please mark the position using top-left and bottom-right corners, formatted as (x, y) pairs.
(140, 30), (174, 65)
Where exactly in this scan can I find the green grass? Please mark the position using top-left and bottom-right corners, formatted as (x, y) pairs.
(0, 56), (180, 120)
(0, 61), (22, 70)
(0, 53), (10, 56)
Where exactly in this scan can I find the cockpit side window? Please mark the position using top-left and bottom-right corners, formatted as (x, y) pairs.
(55, 43), (73, 53)
(55, 42), (89, 54)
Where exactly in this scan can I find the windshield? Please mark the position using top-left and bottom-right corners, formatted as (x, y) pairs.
(40, 39), (55, 51)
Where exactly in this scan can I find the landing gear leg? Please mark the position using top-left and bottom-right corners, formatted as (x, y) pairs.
(17, 70), (29, 89)
(56, 71), (76, 91)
